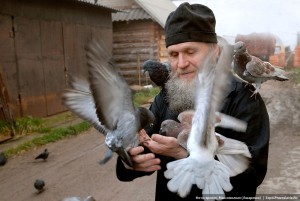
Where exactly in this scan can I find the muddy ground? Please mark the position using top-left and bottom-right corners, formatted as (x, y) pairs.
(0, 79), (299, 201)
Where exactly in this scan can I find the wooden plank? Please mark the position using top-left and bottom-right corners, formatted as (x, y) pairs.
(40, 20), (65, 116)
(0, 14), (21, 118)
(14, 17), (47, 117)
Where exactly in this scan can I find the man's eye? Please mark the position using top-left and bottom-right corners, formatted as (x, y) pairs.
(170, 52), (178, 57)
(187, 50), (195, 54)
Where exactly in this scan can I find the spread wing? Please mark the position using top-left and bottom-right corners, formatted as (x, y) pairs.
(85, 40), (134, 130)
(62, 77), (107, 134)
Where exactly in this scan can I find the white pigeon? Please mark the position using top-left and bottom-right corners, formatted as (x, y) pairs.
(160, 110), (250, 177)
(164, 44), (250, 199)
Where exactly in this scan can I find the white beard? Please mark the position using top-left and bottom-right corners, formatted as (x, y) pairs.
(165, 73), (197, 114)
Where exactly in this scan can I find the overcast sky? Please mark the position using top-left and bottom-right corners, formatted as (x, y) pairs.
(172, 0), (300, 49)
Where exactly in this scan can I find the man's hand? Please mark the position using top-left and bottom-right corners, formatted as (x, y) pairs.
(124, 146), (161, 172)
(142, 133), (188, 160)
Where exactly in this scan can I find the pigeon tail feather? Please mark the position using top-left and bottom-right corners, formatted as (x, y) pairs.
(165, 155), (233, 199)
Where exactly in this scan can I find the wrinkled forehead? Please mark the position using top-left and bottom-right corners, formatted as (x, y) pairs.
(167, 41), (210, 52)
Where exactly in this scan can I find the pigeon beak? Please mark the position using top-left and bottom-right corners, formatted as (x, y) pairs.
(159, 128), (166, 136)
(117, 148), (133, 168)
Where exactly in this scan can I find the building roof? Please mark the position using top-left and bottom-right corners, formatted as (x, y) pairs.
(76, 0), (122, 12)
(134, 0), (176, 27)
(112, 8), (152, 22)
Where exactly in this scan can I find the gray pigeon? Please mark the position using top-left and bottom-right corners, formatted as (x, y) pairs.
(0, 151), (7, 166)
(142, 60), (170, 88)
(63, 39), (155, 167)
(164, 44), (250, 198)
(35, 149), (49, 161)
(160, 110), (248, 150)
(34, 179), (45, 193)
(233, 41), (289, 96)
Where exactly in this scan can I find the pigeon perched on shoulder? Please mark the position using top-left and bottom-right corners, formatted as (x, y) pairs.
(142, 60), (170, 88)
(233, 41), (289, 96)
(0, 151), (7, 166)
(35, 149), (49, 161)
(34, 179), (45, 193)
(63, 39), (155, 167)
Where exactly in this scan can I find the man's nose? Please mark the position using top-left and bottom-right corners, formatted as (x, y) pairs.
(177, 53), (189, 69)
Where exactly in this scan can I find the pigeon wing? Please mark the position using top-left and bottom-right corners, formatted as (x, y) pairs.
(62, 77), (107, 134)
(86, 40), (134, 130)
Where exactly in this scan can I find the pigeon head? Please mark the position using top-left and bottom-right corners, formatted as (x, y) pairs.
(137, 107), (155, 129)
(234, 41), (246, 53)
(142, 60), (170, 87)
(160, 119), (183, 137)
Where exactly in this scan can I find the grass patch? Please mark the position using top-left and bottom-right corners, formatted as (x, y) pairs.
(293, 67), (300, 84)
(1, 87), (160, 158)
(3, 121), (90, 158)
(133, 87), (160, 106)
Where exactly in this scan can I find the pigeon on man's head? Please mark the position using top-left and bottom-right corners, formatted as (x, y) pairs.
(35, 149), (49, 161)
(142, 60), (170, 88)
(63, 39), (155, 167)
(34, 179), (45, 193)
(0, 151), (7, 166)
(233, 41), (289, 96)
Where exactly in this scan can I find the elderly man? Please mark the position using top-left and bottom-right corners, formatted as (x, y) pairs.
(116, 2), (269, 201)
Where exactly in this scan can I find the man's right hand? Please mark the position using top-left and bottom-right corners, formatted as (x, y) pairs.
(124, 146), (161, 172)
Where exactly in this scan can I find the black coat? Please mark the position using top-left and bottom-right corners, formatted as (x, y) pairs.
(116, 77), (270, 201)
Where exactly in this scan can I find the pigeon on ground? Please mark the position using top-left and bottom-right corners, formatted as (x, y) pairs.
(142, 60), (170, 88)
(34, 179), (45, 193)
(233, 41), (289, 96)
(62, 196), (96, 201)
(160, 110), (251, 177)
(164, 44), (243, 198)
(63, 39), (155, 167)
(0, 151), (7, 166)
(35, 149), (49, 161)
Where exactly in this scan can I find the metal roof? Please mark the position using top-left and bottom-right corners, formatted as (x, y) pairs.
(76, 0), (122, 12)
(134, 0), (176, 27)
(112, 8), (152, 22)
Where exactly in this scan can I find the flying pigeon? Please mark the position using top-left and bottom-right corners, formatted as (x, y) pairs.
(233, 41), (289, 96)
(160, 110), (251, 177)
(62, 196), (96, 201)
(142, 60), (170, 88)
(164, 44), (245, 198)
(35, 149), (49, 161)
(63, 39), (155, 167)
(34, 179), (45, 193)
(0, 151), (7, 166)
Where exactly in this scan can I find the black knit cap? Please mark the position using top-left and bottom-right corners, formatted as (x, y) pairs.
(165, 2), (217, 47)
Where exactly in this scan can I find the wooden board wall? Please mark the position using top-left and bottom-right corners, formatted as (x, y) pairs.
(0, 0), (113, 118)
(113, 20), (167, 85)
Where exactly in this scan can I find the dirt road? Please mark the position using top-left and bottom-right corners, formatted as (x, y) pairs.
(0, 80), (299, 201)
